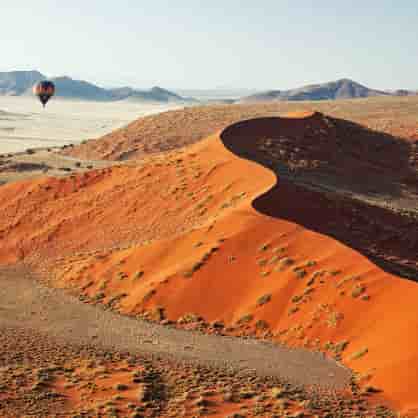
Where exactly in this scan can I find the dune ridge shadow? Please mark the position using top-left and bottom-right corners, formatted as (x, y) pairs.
(220, 113), (418, 281)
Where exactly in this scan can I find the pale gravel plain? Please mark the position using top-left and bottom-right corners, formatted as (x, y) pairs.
(0, 96), (182, 153)
(0, 266), (351, 391)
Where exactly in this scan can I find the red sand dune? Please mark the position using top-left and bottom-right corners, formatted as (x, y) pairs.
(1, 113), (418, 414)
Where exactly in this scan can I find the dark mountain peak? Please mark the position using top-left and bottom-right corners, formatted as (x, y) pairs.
(150, 86), (167, 93)
(335, 78), (356, 84)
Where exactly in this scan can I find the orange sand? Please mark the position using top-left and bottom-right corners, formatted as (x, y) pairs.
(1, 114), (417, 414)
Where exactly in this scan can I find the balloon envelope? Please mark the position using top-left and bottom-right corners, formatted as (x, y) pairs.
(33, 81), (55, 107)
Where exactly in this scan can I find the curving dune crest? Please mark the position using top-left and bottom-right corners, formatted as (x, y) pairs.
(220, 112), (418, 280)
(0, 113), (418, 413)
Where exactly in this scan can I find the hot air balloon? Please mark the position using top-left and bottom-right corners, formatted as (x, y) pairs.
(33, 80), (55, 107)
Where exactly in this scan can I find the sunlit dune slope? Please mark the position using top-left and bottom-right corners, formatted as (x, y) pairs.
(64, 206), (418, 412)
(0, 135), (267, 271)
(1, 113), (418, 413)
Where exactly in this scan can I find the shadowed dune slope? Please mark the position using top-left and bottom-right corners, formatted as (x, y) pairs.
(220, 112), (417, 192)
(220, 113), (418, 279)
(1, 114), (418, 413)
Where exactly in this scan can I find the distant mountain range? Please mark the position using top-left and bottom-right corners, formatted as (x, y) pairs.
(240, 79), (417, 103)
(0, 70), (193, 103)
(1, 72), (416, 104)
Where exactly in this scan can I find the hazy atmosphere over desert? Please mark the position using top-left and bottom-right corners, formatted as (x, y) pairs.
(1, 1), (418, 417)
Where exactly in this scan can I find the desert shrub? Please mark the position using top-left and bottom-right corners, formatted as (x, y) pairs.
(237, 314), (253, 325)
(184, 260), (204, 278)
(257, 294), (272, 306)
(349, 347), (368, 360)
(291, 295), (303, 303)
(133, 271), (144, 280)
(258, 243), (270, 252)
(336, 276), (352, 288)
(94, 292), (105, 301)
(293, 268), (307, 278)
(306, 276), (315, 286)
(363, 385), (382, 394)
(107, 293), (128, 308)
(142, 289), (156, 303)
(255, 319), (269, 330)
(192, 260), (204, 271)
(334, 340), (349, 354)
(177, 313), (203, 324)
(303, 287), (314, 295)
(268, 255), (280, 264)
(151, 306), (165, 321)
(280, 257), (294, 267)
(327, 311), (343, 327)
(351, 284), (366, 298)
(271, 387), (284, 399)
(312, 270), (326, 280)
(239, 390), (256, 399)
(272, 246), (286, 254)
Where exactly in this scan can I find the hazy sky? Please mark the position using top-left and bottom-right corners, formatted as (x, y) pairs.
(1, 0), (417, 90)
